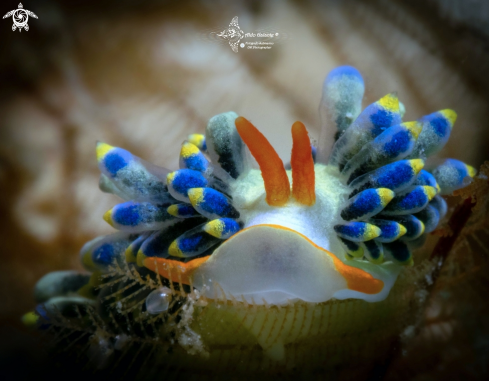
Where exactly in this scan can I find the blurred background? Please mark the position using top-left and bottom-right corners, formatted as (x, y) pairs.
(0, 0), (488, 379)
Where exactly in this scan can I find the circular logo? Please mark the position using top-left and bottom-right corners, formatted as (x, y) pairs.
(240, 43), (245, 48)
(13, 9), (28, 28)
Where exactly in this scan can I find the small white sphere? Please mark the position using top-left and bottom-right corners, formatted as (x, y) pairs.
(145, 287), (172, 314)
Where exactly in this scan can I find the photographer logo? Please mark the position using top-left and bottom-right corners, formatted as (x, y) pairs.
(214, 17), (280, 53)
(3, 3), (37, 32)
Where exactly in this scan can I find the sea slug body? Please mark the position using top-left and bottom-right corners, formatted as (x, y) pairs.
(29, 65), (477, 347)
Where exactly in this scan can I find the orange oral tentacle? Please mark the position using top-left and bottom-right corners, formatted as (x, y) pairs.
(330, 256), (384, 295)
(235, 116), (290, 206)
(143, 256), (210, 285)
(291, 121), (316, 206)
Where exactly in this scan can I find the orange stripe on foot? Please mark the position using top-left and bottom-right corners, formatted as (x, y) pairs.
(235, 116), (290, 206)
(291, 121), (316, 206)
(143, 256), (210, 285)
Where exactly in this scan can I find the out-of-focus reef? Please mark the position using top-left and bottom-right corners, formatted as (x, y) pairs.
(0, 0), (488, 380)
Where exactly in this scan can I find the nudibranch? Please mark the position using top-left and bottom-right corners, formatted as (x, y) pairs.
(30, 65), (476, 342)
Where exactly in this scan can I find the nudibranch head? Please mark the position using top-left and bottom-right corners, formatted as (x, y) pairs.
(30, 66), (478, 368)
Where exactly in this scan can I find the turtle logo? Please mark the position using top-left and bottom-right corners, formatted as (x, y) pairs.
(3, 3), (37, 32)
(217, 17), (244, 53)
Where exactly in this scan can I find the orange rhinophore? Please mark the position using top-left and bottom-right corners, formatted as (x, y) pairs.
(144, 256), (210, 285)
(235, 116), (290, 206)
(291, 121), (316, 205)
